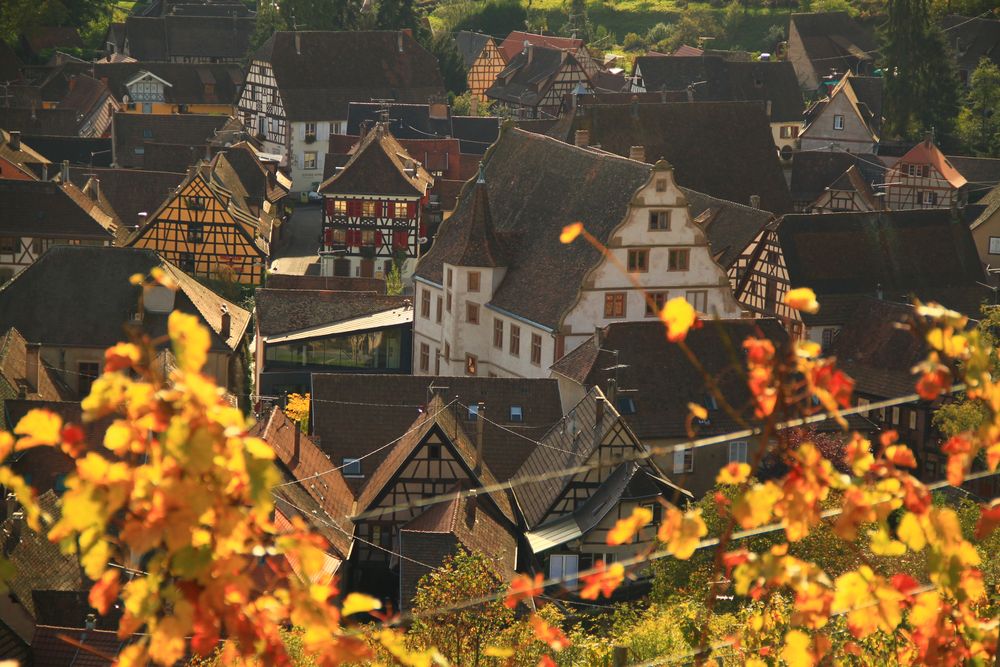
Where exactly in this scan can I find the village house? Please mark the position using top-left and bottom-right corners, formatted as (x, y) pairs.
(498, 31), (599, 79)
(67, 167), (186, 243)
(627, 56), (804, 152)
(236, 30), (445, 192)
(456, 31), (508, 106)
(125, 149), (279, 284)
(0, 130), (49, 180)
(318, 123), (434, 280)
(18, 26), (84, 61)
(0, 175), (116, 282)
(799, 72), (882, 153)
(786, 12), (878, 92)
(0, 328), (75, 430)
(0, 245), (250, 398)
(788, 150), (884, 211)
(807, 165), (882, 213)
(884, 137), (968, 210)
(42, 73), (118, 138)
(413, 127), (744, 380)
(968, 183), (1000, 268)
(486, 45), (592, 120)
(11, 134), (112, 168)
(111, 112), (239, 168)
(553, 100), (793, 213)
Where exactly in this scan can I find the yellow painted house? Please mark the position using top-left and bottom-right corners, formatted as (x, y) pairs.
(125, 150), (278, 284)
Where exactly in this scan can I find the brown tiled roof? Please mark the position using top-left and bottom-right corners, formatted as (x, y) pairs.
(54, 75), (114, 116)
(253, 31), (446, 121)
(0, 128), (49, 178)
(0, 39), (24, 82)
(416, 126), (652, 329)
(111, 113), (233, 168)
(486, 46), (576, 109)
(789, 151), (884, 203)
(69, 167), (184, 233)
(777, 209), (985, 297)
(255, 289), (408, 337)
(265, 274), (385, 292)
(0, 179), (115, 240)
(0, 245), (249, 352)
(0, 328), (75, 425)
(455, 31), (494, 69)
(0, 107), (84, 136)
(824, 165), (880, 209)
(20, 27), (84, 54)
(498, 31), (584, 62)
(46, 62), (244, 106)
(947, 155), (1000, 202)
(550, 320), (788, 441)
(318, 123), (433, 197)
(253, 409), (355, 558)
(30, 625), (134, 666)
(551, 101), (793, 213)
(686, 188), (775, 269)
(632, 56), (803, 122)
(452, 176), (507, 267)
(310, 374), (563, 482)
(124, 15), (255, 61)
(4, 400), (114, 458)
(790, 12), (878, 71)
(354, 395), (517, 523)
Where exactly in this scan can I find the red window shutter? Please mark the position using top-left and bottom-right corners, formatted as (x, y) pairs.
(323, 228), (333, 244)
(324, 198), (334, 217)
(419, 222), (427, 238)
(347, 229), (361, 246)
(374, 201), (383, 218)
(407, 202), (417, 217)
(393, 230), (409, 249)
(376, 231), (384, 248)
(348, 200), (361, 216)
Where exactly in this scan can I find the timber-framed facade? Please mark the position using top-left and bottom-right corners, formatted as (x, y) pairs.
(467, 37), (506, 104)
(729, 225), (803, 336)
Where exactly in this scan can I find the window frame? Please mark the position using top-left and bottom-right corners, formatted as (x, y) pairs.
(493, 318), (504, 348)
(467, 271), (481, 292)
(645, 291), (667, 317)
(648, 210), (671, 231)
(420, 289), (431, 318)
(627, 248), (649, 273)
(668, 248), (690, 271)
(510, 324), (520, 357)
(530, 332), (542, 366)
(833, 114), (845, 130)
(341, 458), (362, 477)
(728, 440), (748, 463)
(604, 292), (627, 318)
(466, 302), (480, 325)
(303, 151), (317, 170)
(419, 342), (429, 372)
(672, 446), (694, 474)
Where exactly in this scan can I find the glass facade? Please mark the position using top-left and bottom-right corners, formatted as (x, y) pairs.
(265, 328), (404, 370)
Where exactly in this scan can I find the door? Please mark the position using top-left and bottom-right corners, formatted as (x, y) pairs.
(360, 259), (375, 278)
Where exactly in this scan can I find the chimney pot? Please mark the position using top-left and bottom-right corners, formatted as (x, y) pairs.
(25, 343), (40, 391)
(749, 194), (761, 209)
(526, 43), (534, 64)
(8, 131), (20, 150)
(629, 145), (645, 162)
(594, 395), (605, 431)
(574, 129), (589, 147)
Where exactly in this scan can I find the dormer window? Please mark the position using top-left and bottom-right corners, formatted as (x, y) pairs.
(342, 458), (362, 477)
(616, 396), (637, 415)
(833, 114), (845, 130)
(509, 405), (523, 422)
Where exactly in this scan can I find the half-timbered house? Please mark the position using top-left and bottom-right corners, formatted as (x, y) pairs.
(0, 177), (116, 283)
(799, 72), (882, 154)
(486, 45), (591, 119)
(125, 151), (274, 284)
(456, 32), (507, 106)
(729, 222), (801, 334)
(413, 127), (744, 380)
(884, 137), (968, 210)
(237, 30), (445, 191)
(318, 123), (433, 280)
(807, 165), (881, 213)
(498, 31), (599, 79)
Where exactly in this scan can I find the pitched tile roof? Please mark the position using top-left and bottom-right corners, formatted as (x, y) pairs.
(0, 179), (116, 240)
(498, 31), (584, 62)
(52, 74), (114, 117)
(0, 245), (250, 351)
(455, 31), (494, 69)
(486, 45), (578, 109)
(777, 209), (985, 297)
(30, 625), (134, 666)
(264, 274), (386, 292)
(450, 175), (507, 267)
(0, 129), (49, 178)
(789, 151), (884, 203)
(790, 12), (878, 71)
(0, 107), (85, 136)
(253, 409), (355, 558)
(318, 123), (433, 197)
(0, 328), (75, 427)
(946, 155), (1000, 202)
(18, 134), (112, 166)
(550, 320), (788, 441)
(346, 102), (452, 140)
(256, 289), (409, 337)
(551, 101), (793, 213)
(68, 167), (184, 232)
(20, 27), (84, 55)
(450, 115), (501, 155)
(824, 165), (880, 209)
(0, 39), (24, 82)
(124, 15), (255, 61)
(48, 62), (244, 105)
(685, 188), (775, 269)
(253, 31), (446, 121)
(894, 139), (967, 188)
(310, 374), (563, 482)
(631, 56), (803, 121)
(111, 113), (234, 168)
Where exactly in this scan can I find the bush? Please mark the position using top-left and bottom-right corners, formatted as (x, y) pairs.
(622, 32), (648, 51)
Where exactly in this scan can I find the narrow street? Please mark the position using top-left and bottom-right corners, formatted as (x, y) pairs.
(269, 202), (322, 276)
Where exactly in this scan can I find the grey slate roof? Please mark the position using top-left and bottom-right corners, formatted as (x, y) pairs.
(0, 179), (115, 240)
(112, 112), (234, 168)
(486, 45), (575, 109)
(124, 15), (255, 61)
(256, 289), (409, 337)
(455, 31), (493, 70)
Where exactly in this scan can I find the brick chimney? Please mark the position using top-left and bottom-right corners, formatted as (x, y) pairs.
(526, 43), (534, 65)
(574, 129), (589, 147)
(629, 145), (645, 162)
(294, 32), (301, 55)
(220, 304), (231, 340)
(25, 342), (40, 391)
(8, 131), (20, 150)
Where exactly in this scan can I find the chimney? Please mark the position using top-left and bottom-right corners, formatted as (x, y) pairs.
(606, 377), (617, 406)
(526, 43), (534, 64)
(686, 85), (695, 103)
(87, 176), (100, 201)
(594, 394), (605, 429)
(474, 401), (486, 475)
(68, 76), (77, 92)
(923, 131), (933, 148)
(8, 131), (20, 150)
(594, 325), (603, 348)
(137, 211), (148, 227)
(574, 129), (589, 147)
(25, 343), (40, 391)
(749, 194), (761, 209)
(295, 32), (301, 55)
(220, 304), (231, 339)
(629, 145), (645, 162)
(41, 163), (48, 181)
(61, 160), (69, 183)
(398, 30), (407, 53)
(765, 100), (772, 117)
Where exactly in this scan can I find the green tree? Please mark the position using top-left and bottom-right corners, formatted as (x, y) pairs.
(957, 57), (1000, 156)
(424, 31), (467, 95)
(454, 0), (526, 38)
(375, 0), (420, 33)
(278, 0), (362, 32)
(881, 0), (962, 144)
(0, 0), (108, 48)
(385, 261), (404, 296)
(933, 304), (1000, 436)
(409, 548), (515, 666)
(249, 0), (289, 54)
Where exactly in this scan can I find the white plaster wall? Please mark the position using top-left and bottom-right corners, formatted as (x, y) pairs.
(799, 93), (875, 153)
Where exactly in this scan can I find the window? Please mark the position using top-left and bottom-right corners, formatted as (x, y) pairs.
(465, 354), (477, 376)
(467, 271), (480, 292)
(668, 249), (690, 271)
(604, 292), (626, 318)
(531, 333), (542, 366)
(342, 458), (362, 477)
(858, 397), (870, 417)
(649, 210), (670, 231)
(421, 289), (431, 318)
(427, 443), (441, 459)
(0, 237), (19, 253)
(333, 199), (347, 215)
(394, 201), (408, 218)
(467, 404), (479, 421)
(616, 397), (637, 415)
(822, 327), (838, 348)
(510, 325), (521, 356)
(627, 249), (649, 273)
(907, 164), (929, 178)
(672, 447), (694, 474)
(134, 146), (145, 155)
(304, 122), (316, 138)
(331, 228), (346, 244)
(436, 296), (442, 323)
(78, 361), (100, 397)
(446, 291), (452, 313)
(990, 237), (1000, 255)
(185, 196), (206, 210)
(509, 405), (523, 422)
(645, 291), (667, 317)
(446, 268), (453, 288)
(780, 125), (800, 139)
(142, 128), (153, 139)
(549, 554), (579, 584)
(909, 411), (917, 430)
(466, 302), (480, 324)
(361, 229), (375, 246)
(891, 406), (900, 424)
(303, 151), (317, 170)
(686, 290), (708, 312)
(362, 200), (376, 217)
(419, 343), (429, 371)
(655, 178), (667, 192)
(179, 252), (195, 272)
(493, 318), (504, 348)
(729, 441), (748, 463)
(444, 342), (450, 363)
(922, 191), (937, 205)
(186, 222), (204, 243)
(833, 114), (845, 130)
(434, 348), (440, 374)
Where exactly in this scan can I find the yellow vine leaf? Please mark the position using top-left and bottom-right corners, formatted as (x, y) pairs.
(781, 629), (815, 667)
(13, 408), (62, 449)
(484, 646), (515, 657)
(868, 527), (906, 556)
(659, 297), (697, 342)
(688, 402), (708, 420)
(559, 222), (583, 243)
(607, 506), (653, 546)
(784, 287), (820, 314)
(167, 310), (210, 373)
(657, 507), (707, 559)
(716, 462), (751, 485)
(341, 592), (382, 617)
(897, 512), (926, 552)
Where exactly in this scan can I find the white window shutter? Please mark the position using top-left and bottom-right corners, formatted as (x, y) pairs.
(673, 449), (686, 474)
